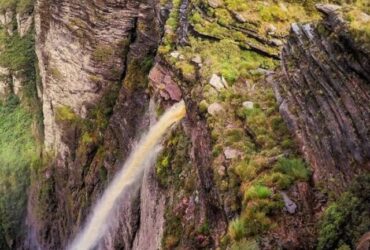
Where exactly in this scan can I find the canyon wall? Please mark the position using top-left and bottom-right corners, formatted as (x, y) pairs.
(0, 0), (366, 249)
(272, 5), (370, 192)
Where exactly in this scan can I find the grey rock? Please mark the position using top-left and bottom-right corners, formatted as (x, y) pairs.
(281, 192), (297, 214)
(242, 101), (254, 110)
(208, 0), (223, 8)
(224, 147), (242, 159)
(209, 74), (228, 91)
(207, 102), (224, 116)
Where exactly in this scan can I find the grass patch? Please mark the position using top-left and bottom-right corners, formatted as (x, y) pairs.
(0, 96), (38, 248)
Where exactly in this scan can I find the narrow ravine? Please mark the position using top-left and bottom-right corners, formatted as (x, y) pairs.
(68, 101), (186, 250)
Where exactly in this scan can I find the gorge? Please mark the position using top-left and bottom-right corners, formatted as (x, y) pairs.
(0, 0), (369, 249)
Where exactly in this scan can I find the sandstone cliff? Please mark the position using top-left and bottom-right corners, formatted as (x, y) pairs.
(0, 0), (369, 249)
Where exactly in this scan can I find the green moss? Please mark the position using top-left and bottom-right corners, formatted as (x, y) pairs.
(244, 184), (272, 201)
(0, 0), (33, 13)
(0, 32), (35, 72)
(92, 44), (115, 63)
(55, 105), (77, 122)
(274, 157), (310, 182)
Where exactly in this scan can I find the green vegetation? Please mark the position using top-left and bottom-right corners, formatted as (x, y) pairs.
(92, 44), (115, 63)
(56, 105), (77, 122)
(0, 0), (33, 13)
(156, 0), (319, 247)
(344, 6), (370, 50)
(0, 96), (38, 248)
(318, 175), (370, 249)
(157, 129), (197, 249)
(0, 4), (42, 247)
(0, 31), (35, 72)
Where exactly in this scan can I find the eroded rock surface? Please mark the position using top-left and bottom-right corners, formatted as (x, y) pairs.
(272, 7), (370, 191)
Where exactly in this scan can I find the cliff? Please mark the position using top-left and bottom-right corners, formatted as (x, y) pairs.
(0, 0), (368, 249)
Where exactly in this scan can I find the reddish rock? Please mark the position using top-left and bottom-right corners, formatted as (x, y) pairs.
(149, 64), (182, 101)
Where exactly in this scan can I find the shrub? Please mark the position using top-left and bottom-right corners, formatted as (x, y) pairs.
(317, 175), (370, 249)
(0, 32), (35, 72)
(228, 218), (246, 241)
(0, 102), (37, 247)
(231, 239), (259, 250)
(244, 184), (272, 201)
(274, 157), (310, 182)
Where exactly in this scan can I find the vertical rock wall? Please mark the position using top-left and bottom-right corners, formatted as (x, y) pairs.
(272, 6), (370, 192)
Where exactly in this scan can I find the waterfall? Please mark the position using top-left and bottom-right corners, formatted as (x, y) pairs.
(68, 100), (186, 250)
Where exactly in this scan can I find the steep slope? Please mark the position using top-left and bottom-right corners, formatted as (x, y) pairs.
(272, 4), (370, 192)
(0, 0), (368, 249)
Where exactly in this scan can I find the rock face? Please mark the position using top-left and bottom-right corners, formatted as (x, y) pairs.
(29, 0), (164, 249)
(17, 12), (33, 37)
(272, 7), (370, 191)
(35, 0), (139, 151)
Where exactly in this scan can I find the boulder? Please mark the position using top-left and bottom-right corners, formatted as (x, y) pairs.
(224, 147), (242, 160)
(242, 101), (254, 110)
(208, 0), (223, 8)
(209, 74), (228, 91)
(281, 192), (297, 214)
(191, 55), (202, 65)
(170, 51), (181, 58)
(207, 102), (224, 116)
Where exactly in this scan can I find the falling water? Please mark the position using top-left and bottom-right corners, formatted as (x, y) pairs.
(68, 100), (186, 250)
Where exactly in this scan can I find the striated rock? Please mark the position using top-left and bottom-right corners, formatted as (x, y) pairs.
(231, 11), (246, 23)
(315, 4), (342, 14)
(35, 0), (153, 150)
(271, 6), (370, 191)
(29, 0), (164, 249)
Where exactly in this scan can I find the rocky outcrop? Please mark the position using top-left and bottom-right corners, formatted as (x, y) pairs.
(17, 12), (33, 37)
(0, 66), (11, 100)
(272, 5), (370, 192)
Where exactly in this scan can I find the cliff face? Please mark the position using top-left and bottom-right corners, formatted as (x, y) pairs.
(30, 0), (163, 248)
(35, 0), (147, 151)
(272, 5), (370, 192)
(0, 0), (368, 249)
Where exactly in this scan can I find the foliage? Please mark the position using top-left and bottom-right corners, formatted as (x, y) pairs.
(0, 31), (35, 72)
(55, 105), (77, 122)
(92, 44), (115, 63)
(228, 218), (246, 241)
(0, 97), (38, 247)
(317, 175), (370, 249)
(0, 0), (33, 13)
(274, 157), (310, 182)
(244, 184), (272, 201)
